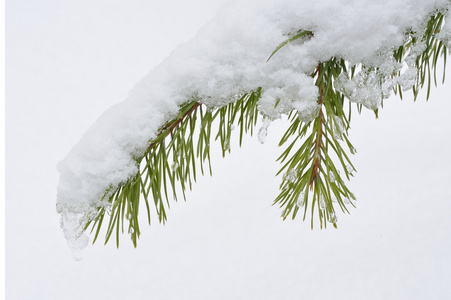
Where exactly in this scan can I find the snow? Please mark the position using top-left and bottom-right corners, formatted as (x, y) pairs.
(438, 9), (451, 46)
(56, 0), (451, 256)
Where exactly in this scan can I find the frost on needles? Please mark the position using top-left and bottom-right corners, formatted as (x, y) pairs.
(56, 0), (451, 257)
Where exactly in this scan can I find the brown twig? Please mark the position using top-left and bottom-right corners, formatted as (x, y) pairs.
(147, 102), (201, 152)
(310, 64), (325, 190)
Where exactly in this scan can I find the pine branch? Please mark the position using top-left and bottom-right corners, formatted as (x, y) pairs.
(80, 9), (449, 247)
(86, 90), (261, 247)
(275, 60), (356, 228)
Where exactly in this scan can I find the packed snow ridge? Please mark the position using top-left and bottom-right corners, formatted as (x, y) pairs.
(57, 0), (450, 257)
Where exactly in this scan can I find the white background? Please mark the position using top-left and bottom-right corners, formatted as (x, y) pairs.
(6, 0), (451, 299)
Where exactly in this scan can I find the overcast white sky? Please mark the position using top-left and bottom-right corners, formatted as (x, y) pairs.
(6, 1), (451, 299)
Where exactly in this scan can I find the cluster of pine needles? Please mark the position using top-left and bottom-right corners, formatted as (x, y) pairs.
(84, 11), (448, 247)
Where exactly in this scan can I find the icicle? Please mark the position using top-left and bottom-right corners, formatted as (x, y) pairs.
(60, 213), (90, 261)
(223, 139), (231, 151)
(328, 212), (338, 223)
(296, 192), (305, 207)
(257, 117), (271, 144)
(333, 116), (345, 140)
(284, 168), (297, 183)
(171, 161), (179, 171)
(346, 164), (354, 175)
(329, 170), (336, 183)
(319, 196), (326, 211)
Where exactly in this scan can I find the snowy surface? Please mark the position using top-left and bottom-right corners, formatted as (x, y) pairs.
(6, 0), (451, 299)
(54, 0), (450, 254)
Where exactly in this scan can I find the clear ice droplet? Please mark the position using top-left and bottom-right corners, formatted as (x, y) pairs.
(296, 192), (305, 207)
(319, 196), (326, 211)
(334, 116), (345, 133)
(284, 168), (297, 183)
(333, 116), (345, 140)
(329, 171), (336, 183)
(328, 212), (338, 223)
(223, 139), (231, 151)
(346, 164), (354, 175)
(258, 117), (271, 144)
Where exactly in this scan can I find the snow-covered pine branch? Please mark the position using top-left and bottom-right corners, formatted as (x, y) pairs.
(56, 0), (450, 259)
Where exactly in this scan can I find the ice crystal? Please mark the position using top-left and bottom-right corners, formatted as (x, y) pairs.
(296, 192), (305, 207)
(284, 168), (297, 183)
(258, 117), (271, 144)
(333, 116), (345, 140)
(171, 161), (179, 171)
(297, 103), (320, 123)
(223, 139), (231, 151)
(319, 196), (326, 211)
(329, 171), (336, 184)
(346, 164), (354, 175)
(329, 212), (338, 223)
